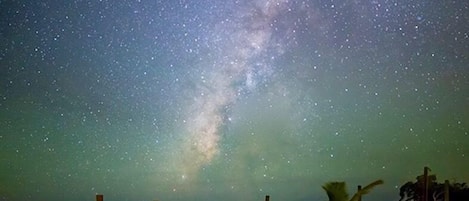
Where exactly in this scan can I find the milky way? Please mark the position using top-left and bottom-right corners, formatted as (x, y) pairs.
(1, 1), (468, 201)
(174, 0), (292, 178)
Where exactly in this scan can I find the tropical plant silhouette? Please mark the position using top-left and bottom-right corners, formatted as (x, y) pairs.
(322, 179), (384, 201)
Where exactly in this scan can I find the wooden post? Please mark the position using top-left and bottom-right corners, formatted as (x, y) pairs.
(423, 167), (429, 201)
(265, 195), (270, 201)
(444, 180), (449, 201)
(96, 194), (103, 201)
(357, 185), (362, 201)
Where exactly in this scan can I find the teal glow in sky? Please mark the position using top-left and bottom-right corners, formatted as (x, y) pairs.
(0, 1), (468, 201)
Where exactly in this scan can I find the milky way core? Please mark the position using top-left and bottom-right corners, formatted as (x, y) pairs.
(175, 0), (291, 177)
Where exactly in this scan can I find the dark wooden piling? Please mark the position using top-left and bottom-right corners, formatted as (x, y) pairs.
(96, 194), (103, 201)
(265, 195), (270, 201)
(444, 180), (450, 201)
(422, 167), (430, 201)
(357, 185), (362, 201)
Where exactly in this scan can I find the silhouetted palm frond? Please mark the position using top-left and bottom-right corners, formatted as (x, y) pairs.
(322, 180), (384, 201)
(322, 182), (349, 201)
(350, 180), (384, 201)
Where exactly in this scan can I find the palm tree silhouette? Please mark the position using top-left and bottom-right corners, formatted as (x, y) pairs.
(322, 180), (384, 201)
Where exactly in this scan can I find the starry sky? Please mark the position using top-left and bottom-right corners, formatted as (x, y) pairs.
(0, 0), (468, 201)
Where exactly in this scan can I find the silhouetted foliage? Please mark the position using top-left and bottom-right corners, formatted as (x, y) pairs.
(322, 179), (383, 201)
(399, 175), (469, 201)
(322, 182), (349, 201)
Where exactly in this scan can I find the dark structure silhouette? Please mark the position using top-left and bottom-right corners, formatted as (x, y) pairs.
(96, 194), (103, 201)
(357, 185), (362, 201)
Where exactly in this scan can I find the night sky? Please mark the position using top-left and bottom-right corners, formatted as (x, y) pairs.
(0, 1), (468, 201)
